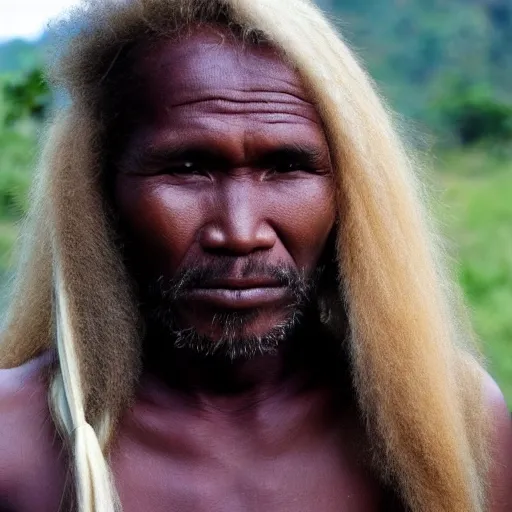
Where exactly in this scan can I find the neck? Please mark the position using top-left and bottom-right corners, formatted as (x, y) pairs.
(140, 318), (351, 410)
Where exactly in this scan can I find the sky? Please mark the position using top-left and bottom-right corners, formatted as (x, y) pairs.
(0, 0), (82, 43)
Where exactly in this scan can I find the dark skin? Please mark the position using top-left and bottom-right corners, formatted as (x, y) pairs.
(0, 27), (511, 512)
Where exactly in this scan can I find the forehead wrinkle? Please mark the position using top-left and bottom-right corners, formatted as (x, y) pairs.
(134, 34), (312, 104)
(127, 115), (328, 165)
(122, 29), (325, 146)
(166, 88), (314, 109)
(162, 82), (320, 124)
(168, 100), (321, 126)
(158, 67), (311, 104)
(155, 97), (319, 132)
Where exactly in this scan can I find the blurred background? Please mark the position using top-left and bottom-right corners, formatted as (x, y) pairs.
(0, 0), (511, 405)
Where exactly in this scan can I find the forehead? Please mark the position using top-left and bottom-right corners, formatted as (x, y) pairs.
(122, 25), (321, 124)
(137, 29), (302, 91)
(110, 25), (328, 161)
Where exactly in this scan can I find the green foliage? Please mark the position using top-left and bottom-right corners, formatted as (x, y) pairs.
(0, 134), (34, 218)
(0, 221), (17, 270)
(435, 84), (512, 145)
(0, 72), (41, 220)
(437, 150), (512, 404)
(0, 221), (17, 315)
(3, 68), (51, 125)
(330, 0), (512, 137)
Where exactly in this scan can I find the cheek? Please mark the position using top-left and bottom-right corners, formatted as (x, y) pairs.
(115, 177), (203, 273)
(270, 178), (336, 267)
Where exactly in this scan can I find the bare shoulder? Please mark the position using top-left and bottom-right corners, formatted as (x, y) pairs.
(484, 372), (512, 512)
(0, 353), (66, 509)
(0, 353), (54, 475)
(0, 352), (53, 438)
(0, 351), (53, 393)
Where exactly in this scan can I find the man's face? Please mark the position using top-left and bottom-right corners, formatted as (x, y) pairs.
(113, 27), (336, 357)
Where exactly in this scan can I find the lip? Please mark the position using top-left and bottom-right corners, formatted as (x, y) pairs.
(184, 286), (288, 309)
(199, 277), (282, 290)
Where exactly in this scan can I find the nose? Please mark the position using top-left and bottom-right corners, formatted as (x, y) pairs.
(199, 181), (276, 256)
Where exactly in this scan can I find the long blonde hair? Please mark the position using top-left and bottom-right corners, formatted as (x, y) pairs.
(0, 1), (490, 510)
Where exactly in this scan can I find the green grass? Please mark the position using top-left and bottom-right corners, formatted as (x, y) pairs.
(0, 123), (511, 406)
(435, 149), (512, 405)
(0, 220), (16, 313)
(0, 128), (34, 284)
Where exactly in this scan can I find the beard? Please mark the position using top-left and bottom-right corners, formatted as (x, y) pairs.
(138, 257), (323, 360)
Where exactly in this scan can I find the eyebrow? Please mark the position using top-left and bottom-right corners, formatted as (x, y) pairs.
(255, 144), (328, 169)
(119, 142), (329, 173)
(119, 144), (229, 173)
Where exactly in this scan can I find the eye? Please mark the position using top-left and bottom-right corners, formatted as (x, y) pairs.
(268, 161), (310, 174)
(165, 160), (205, 175)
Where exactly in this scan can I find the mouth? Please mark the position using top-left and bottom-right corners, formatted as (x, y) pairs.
(183, 278), (288, 309)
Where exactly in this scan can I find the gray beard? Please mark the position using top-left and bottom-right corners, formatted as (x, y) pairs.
(170, 309), (304, 360)
(141, 259), (320, 360)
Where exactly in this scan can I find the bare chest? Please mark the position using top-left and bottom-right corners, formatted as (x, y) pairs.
(108, 425), (395, 512)
(3, 377), (402, 512)
(114, 466), (386, 512)
(6, 431), (400, 512)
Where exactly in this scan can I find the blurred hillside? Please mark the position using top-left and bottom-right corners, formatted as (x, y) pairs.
(1, 0), (511, 138)
(0, 39), (44, 73)
(330, 0), (512, 136)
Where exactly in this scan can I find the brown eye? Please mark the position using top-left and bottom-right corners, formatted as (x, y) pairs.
(165, 161), (203, 175)
(269, 161), (309, 174)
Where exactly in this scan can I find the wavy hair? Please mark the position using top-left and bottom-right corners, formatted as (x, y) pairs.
(0, 0), (490, 510)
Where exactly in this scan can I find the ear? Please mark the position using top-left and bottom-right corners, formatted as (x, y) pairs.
(316, 225), (347, 340)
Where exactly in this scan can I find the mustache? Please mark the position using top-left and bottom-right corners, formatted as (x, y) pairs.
(143, 256), (320, 305)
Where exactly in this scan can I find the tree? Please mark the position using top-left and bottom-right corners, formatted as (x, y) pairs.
(3, 68), (51, 126)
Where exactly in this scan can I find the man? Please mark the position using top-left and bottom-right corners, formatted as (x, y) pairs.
(0, 0), (510, 511)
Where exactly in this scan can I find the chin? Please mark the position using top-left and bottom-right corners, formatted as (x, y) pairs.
(171, 308), (300, 360)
